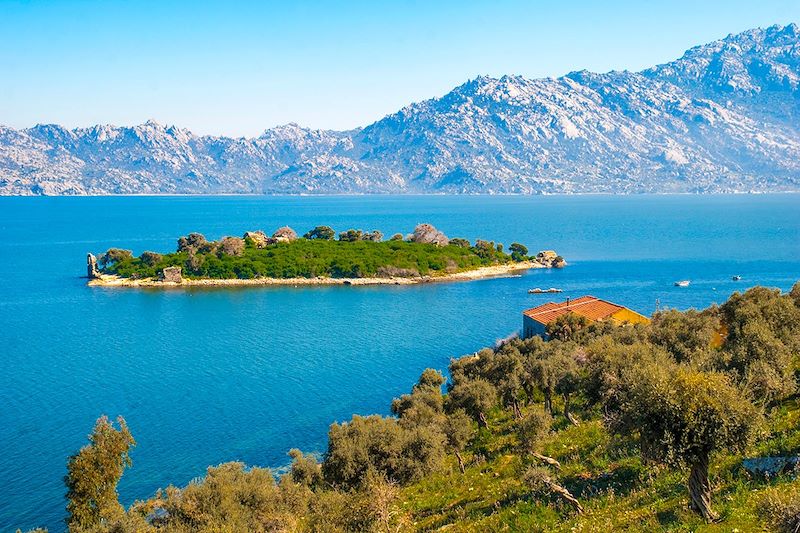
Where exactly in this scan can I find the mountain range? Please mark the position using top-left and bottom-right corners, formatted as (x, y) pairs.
(2, 23), (799, 195)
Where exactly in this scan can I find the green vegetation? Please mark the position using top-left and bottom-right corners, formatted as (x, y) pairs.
(97, 223), (526, 280)
(25, 283), (800, 532)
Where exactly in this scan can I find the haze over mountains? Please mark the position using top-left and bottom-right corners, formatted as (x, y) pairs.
(2, 24), (799, 195)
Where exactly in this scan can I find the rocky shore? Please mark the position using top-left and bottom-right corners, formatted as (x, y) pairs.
(88, 261), (543, 288)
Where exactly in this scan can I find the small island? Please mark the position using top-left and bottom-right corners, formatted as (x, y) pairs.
(87, 223), (565, 287)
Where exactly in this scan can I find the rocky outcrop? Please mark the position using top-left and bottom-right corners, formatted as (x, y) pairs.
(243, 231), (272, 248)
(743, 456), (800, 478)
(272, 226), (298, 242)
(159, 266), (183, 283)
(410, 223), (449, 246)
(535, 250), (566, 268)
(87, 253), (100, 279)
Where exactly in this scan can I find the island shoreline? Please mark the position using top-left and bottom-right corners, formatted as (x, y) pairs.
(88, 260), (544, 288)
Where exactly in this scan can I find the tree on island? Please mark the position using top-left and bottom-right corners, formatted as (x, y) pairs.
(65, 416), (135, 529)
(338, 229), (363, 242)
(509, 242), (529, 261)
(304, 226), (336, 240)
(98, 248), (133, 269)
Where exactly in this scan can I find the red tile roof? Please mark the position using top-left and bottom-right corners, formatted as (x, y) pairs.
(523, 296), (625, 325)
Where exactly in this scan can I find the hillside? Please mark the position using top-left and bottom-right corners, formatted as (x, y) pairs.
(2, 24), (800, 195)
(29, 283), (800, 533)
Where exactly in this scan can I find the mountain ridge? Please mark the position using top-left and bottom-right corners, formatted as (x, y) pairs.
(2, 23), (799, 195)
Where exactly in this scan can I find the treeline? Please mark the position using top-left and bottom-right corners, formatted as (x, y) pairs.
(27, 283), (800, 532)
(97, 223), (542, 280)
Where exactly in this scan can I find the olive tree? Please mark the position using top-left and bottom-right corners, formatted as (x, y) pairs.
(446, 379), (497, 428)
(442, 409), (474, 473)
(649, 308), (721, 363)
(719, 286), (800, 404)
(545, 313), (589, 342)
(65, 416), (135, 529)
(612, 363), (759, 521)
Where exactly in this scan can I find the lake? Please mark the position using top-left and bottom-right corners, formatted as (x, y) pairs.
(1, 194), (798, 531)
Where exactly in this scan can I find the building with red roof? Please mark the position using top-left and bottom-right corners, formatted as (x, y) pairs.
(522, 295), (650, 339)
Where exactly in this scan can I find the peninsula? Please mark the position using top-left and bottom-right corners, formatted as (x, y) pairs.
(87, 223), (565, 288)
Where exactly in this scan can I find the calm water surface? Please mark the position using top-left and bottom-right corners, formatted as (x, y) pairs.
(1, 194), (798, 531)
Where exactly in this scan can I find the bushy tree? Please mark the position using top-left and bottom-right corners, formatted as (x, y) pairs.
(790, 281), (800, 308)
(611, 363), (760, 521)
(392, 369), (446, 428)
(517, 406), (553, 461)
(446, 379), (497, 428)
(338, 229), (363, 242)
(442, 409), (474, 473)
(322, 415), (444, 490)
(139, 251), (163, 266)
(389, 233), (404, 241)
(303, 225), (336, 240)
(65, 416), (135, 529)
(509, 242), (528, 261)
(217, 236), (245, 257)
(546, 312), (589, 341)
(720, 286), (800, 404)
(650, 308), (721, 363)
(288, 449), (322, 489)
(449, 238), (471, 248)
(158, 462), (297, 531)
(98, 248), (133, 269)
(177, 232), (207, 253)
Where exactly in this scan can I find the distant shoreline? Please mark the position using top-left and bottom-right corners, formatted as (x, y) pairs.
(88, 261), (542, 288)
(5, 191), (800, 198)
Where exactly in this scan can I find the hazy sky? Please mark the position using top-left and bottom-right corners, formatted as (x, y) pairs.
(1, 0), (798, 136)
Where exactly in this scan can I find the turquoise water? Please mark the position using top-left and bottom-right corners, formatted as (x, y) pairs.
(1, 194), (798, 531)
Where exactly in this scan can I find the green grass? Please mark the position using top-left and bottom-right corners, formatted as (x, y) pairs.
(104, 239), (517, 280)
(398, 397), (800, 532)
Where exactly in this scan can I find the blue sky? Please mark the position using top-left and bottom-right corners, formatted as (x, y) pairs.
(1, 0), (798, 136)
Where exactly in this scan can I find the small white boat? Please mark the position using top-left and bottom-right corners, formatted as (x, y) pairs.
(674, 280), (690, 287)
(528, 287), (563, 294)
(732, 275), (742, 281)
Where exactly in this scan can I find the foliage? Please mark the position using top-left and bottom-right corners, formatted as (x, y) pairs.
(303, 225), (336, 240)
(649, 308), (721, 363)
(509, 242), (528, 260)
(322, 415), (446, 490)
(101, 226), (520, 280)
(719, 286), (800, 405)
(758, 485), (800, 533)
(546, 312), (590, 341)
(46, 283), (800, 532)
(65, 416), (135, 529)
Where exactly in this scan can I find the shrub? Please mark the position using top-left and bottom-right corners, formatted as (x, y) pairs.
(757, 485), (800, 533)
(65, 416), (135, 529)
(322, 415), (445, 490)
